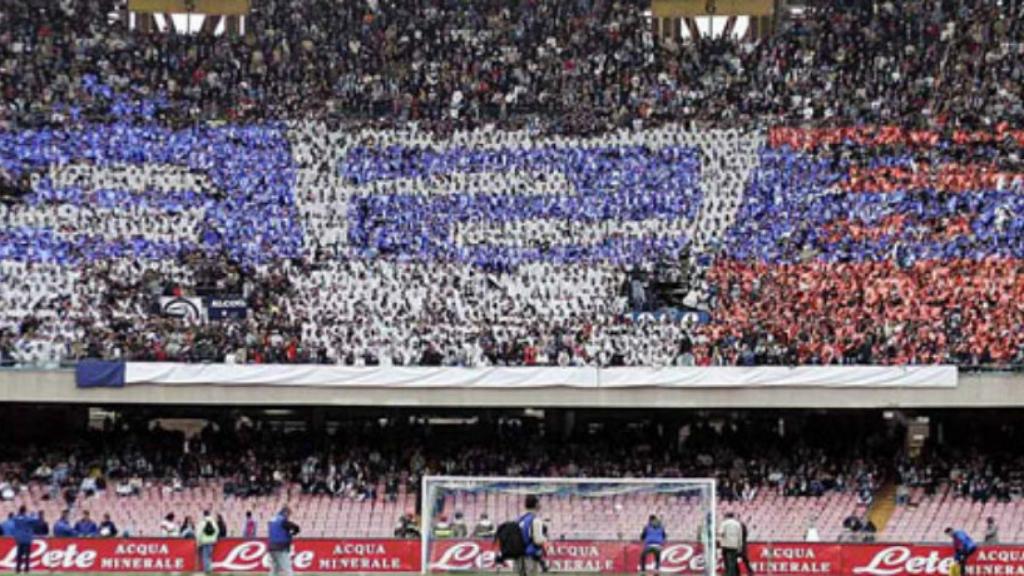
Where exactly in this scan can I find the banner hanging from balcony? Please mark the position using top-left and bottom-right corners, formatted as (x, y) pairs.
(76, 362), (956, 389)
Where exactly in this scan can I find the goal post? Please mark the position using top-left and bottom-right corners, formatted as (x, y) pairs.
(421, 476), (717, 575)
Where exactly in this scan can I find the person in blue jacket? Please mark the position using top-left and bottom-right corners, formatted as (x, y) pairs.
(516, 495), (547, 576)
(53, 511), (76, 538)
(268, 506), (301, 576)
(946, 527), (978, 575)
(1, 513), (15, 538)
(13, 506), (36, 573)
(639, 515), (667, 573)
(73, 511), (98, 537)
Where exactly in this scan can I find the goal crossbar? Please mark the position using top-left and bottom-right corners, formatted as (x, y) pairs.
(423, 475), (718, 484)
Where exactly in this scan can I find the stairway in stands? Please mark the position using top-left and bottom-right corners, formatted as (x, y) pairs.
(868, 483), (898, 533)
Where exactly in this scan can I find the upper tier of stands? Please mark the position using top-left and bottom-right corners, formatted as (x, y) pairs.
(1, 0), (1023, 368)
(2, 0), (1022, 130)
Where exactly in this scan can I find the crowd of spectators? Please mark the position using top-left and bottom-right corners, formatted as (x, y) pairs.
(896, 451), (1024, 506)
(2, 124), (1023, 367)
(0, 413), (895, 510)
(1, 0), (1024, 368)
(3, 0), (1024, 131)
(0, 411), (1020, 538)
(0, 504), (241, 541)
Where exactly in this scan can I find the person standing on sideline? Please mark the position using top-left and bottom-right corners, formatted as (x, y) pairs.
(639, 515), (667, 573)
(946, 527), (978, 576)
(985, 517), (999, 544)
(516, 495), (547, 576)
(13, 506), (36, 573)
(197, 510), (219, 575)
(243, 511), (257, 538)
(739, 516), (754, 575)
(268, 507), (301, 576)
(217, 514), (228, 539)
(719, 512), (743, 576)
(2, 513), (15, 537)
(32, 512), (48, 537)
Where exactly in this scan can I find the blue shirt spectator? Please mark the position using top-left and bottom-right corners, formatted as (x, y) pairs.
(53, 512), (76, 538)
(74, 512), (99, 537)
(1, 513), (15, 537)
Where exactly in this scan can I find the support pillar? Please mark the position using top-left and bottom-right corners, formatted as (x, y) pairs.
(225, 15), (241, 36)
(684, 18), (701, 41)
(722, 16), (737, 38)
(201, 14), (222, 35)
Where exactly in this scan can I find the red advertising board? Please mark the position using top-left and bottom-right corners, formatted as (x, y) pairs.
(428, 540), (830, 574)
(3, 537), (1023, 575)
(430, 540), (1024, 576)
(842, 543), (1024, 576)
(212, 538), (420, 573)
(0, 537), (195, 572)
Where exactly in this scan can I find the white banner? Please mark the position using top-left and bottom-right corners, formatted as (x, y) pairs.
(124, 364), (956, 389)
(596, 365), (956, 388)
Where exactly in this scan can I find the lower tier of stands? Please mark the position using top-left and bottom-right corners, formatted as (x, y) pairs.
(0, 481), (1020, 543)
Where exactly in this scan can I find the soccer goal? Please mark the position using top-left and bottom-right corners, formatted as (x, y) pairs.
(422, 476), (716, 575)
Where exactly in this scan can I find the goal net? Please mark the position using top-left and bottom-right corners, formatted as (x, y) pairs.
(422, 476), (716, 575)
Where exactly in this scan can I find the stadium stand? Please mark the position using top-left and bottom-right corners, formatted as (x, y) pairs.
(0, 411), (963, 541)
(2, 0), (1024, 368)
(5, 120), (1024, 367)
